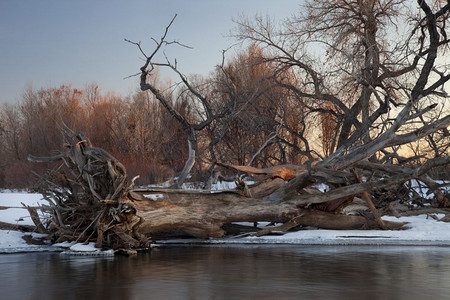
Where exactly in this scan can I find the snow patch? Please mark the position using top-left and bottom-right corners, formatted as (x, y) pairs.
(144, 193), (164, 201)
(60, 242), (114, 256)
(0, 192), (44, 207)
(312, 183), (330, 192)
(70, 242), (100, 252)
(0, 208), (36, 226)
(409, 179), (450, 199)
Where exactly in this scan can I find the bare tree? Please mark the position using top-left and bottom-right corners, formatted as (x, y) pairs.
(125, 15), (218, 187)
(234, 0), (450, 191)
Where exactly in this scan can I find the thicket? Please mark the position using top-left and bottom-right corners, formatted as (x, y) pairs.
(0, 83), (186, 188)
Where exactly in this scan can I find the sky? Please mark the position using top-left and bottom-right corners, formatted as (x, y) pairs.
(0, 0), (302, 104)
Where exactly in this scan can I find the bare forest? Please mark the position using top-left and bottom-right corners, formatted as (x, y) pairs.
(3, 0), (450, 250)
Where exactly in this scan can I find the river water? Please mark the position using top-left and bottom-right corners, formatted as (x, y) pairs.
(0, 245), (449, 300)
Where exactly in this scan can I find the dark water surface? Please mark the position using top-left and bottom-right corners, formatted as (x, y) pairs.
(1, 245), (449, 300)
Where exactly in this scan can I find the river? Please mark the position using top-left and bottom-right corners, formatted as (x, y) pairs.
(0, 245), (449, 299)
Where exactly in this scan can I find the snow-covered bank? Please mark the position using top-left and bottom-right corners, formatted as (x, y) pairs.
(160, 214), (450, 246)
(0, 230), (53, 253)
(0, 192), (56, 253)
(1, 191), (450, 253)
(0, 192), (114, 254)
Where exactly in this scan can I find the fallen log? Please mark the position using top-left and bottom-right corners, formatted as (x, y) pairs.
(27, 133), (417, 250)
(131, 188), (406, 239)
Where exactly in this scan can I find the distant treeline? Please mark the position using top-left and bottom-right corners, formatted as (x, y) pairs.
(0, 83), (185, 188)
(0, 47), (319, 189)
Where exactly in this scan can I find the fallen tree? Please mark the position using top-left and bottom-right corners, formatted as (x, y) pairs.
(26, 0), (450, 250)
(26, 126), (449, 249)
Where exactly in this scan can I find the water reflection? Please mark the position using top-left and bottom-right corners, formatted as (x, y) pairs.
(0, 246), (449, 299)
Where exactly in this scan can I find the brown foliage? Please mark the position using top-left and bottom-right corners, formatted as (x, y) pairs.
(1, 161), (33, 189)
(0, 83), (191, 188)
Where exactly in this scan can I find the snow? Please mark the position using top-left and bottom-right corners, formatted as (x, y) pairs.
(1, 191), (450, 254)
(409, 179), (450, 200)
(60, 242), (115, 256)
(208, 181), (239, 191)
(242, 214), (450, 245)
(0, 230), (53, 254)
(0, 230), (37, 251)
(0, 193), (47, 227)
(0, 192), (44, 207)
(160, 214), (450, 247)
(144, 193), (164, 201)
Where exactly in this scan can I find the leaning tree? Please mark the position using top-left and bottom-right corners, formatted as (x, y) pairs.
(27, 0), (450, 250)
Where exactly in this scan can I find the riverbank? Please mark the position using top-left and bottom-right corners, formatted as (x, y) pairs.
(1, 191), (450, 253)
(159, 213), (450, 247)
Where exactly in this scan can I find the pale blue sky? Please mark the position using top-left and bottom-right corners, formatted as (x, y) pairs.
(0, 0), (302, 103)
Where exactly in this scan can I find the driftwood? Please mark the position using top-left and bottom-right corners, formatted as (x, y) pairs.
(131, 188), (406, 239)
(25, 133), (429, 250)
(28, 133), (147, 249)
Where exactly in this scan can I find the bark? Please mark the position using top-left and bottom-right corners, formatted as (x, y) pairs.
(172, 138), (196, 188)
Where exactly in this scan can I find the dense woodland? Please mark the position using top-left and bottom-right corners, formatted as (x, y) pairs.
(2, 0), (450, 249)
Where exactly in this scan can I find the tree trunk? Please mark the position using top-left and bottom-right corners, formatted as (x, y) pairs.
(172, 138), (196, 188)
(131, 188), (406, 239)
(26, 134), (415, 250)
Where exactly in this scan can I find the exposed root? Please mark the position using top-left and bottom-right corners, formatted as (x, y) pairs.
(28, 132), (148, 250)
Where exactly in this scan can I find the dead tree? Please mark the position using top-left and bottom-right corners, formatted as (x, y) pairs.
(28, 133), (411, 248)
(27, 125), (449, 249)
(125, 15), (217, 188)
